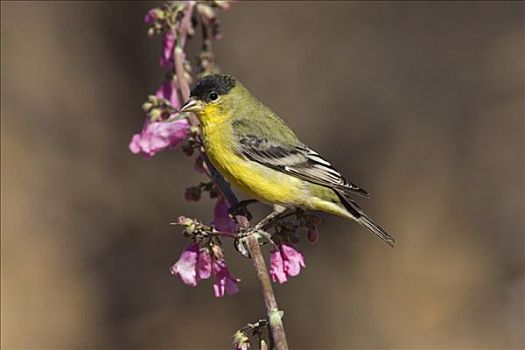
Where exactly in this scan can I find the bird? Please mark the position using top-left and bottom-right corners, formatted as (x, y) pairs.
(180, 74), (395, 247)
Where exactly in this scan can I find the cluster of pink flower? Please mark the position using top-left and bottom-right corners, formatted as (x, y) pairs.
(129, 3), (309, 298)
(270, 244), (306, 284)
(128, 8), (189, 158)
(170, 242), (239, 297)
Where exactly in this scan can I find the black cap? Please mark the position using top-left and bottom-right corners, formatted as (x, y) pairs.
(190, 74), (237, 102)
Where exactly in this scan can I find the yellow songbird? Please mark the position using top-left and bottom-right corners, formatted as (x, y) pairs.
(181, 74), (394, 246)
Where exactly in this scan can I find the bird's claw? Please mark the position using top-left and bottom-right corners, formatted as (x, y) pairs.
(234, 228), (277, 258)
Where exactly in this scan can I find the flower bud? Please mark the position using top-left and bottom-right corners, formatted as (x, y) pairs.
(215, 0), (233, 10)
(184, 185), (203, 202)
(185, 223), (196, 236)
(211, 244), (224, 260)
(194, 156), (207, 174)
(209, 186), (218, 198)
(153, 8), (164, 19)
(176, 216), (193, 226)
(197, 3), (216, 20)
(182, 143), (194, 157)
(307, 226), (319, 244)
(232, 330), (250, 350)
(142, 101), (153, 112)
(259, 339), (269, 350)
(309, 215), (321, 225)
(149, 108), (162, 121)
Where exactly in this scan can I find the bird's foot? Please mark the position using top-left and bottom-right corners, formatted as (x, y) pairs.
(253, 205), (288, 231)
(233, 205), (287, 258)
(234, 228), (277, 258)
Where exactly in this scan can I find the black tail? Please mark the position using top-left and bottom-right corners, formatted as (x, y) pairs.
(336, 190), (395, 247)
(357, 215), (395, 247)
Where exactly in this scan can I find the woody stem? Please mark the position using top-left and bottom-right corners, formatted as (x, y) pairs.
(246, 235), (289, 350)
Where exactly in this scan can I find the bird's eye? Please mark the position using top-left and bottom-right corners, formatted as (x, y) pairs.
(208, 92), (219, 101)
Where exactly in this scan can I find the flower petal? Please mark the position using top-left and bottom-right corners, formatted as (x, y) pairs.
(212, 259), (240, 297)
(128, 118), (190, 157)
(128, 134), (142, 154)
(281, 243), (305, 277)
(156, 81), (180, 110)
(170, 243), (199, 286)
(196, 248), (212, 280)
(270, 249), (288, 284)
(160, 31), (175, 67)
(212, 197), (237, 233)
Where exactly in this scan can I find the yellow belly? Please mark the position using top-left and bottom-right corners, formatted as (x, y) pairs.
(202, 122), (305, 206)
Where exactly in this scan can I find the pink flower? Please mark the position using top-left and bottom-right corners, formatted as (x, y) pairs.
(160, 31), (175, 67)
(270, 243), (306, 284)
(156, 81), (180, 110)
(212, 196), (237, 233)
(170, 244), (212, 286)
(129, 117), (190, 157)
(144, 8), (159, 24)
(170, 243), (239, 297)
(170, 243), (199, 286)
(212, 259), (240, 297)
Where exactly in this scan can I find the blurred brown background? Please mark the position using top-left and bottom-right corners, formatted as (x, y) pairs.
(1, 1), (524, 349)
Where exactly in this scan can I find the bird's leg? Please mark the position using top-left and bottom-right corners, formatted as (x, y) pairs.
(253, 205), (288, 231)
(235, 205), (288, 258)
(254, 205), (288, 248)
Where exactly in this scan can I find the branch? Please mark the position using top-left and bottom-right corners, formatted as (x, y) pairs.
(246, 236), (289, 350)
(172, 4), (289, 349)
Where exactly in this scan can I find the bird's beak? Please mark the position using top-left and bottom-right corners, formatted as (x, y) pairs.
(180, 98), (203, 113)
